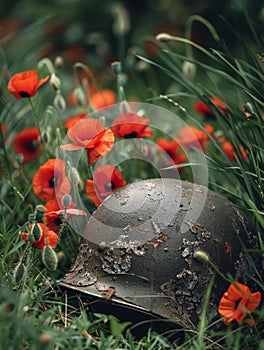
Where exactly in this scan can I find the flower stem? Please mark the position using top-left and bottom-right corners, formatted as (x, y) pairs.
(28, 97), (41, 131)
(208, 260), (233, 284)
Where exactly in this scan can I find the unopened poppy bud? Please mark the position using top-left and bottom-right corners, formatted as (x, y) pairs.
(193, 249), (210, 262)
(73, 86), (87, 106)
(31, 223), (42, 241)
(54, 56), (64, 69)
(69, 166), (81, 186)
(41, 132), (49, 144)
(28, 213), (36, 222)
(182, 61), (196, 80)
(62, 194), (71, 208)
(35, 205), (46, 221)
(243, 102), (255, 119)
(13, 261), (26, 283)
(155, 33), (173, 42)
(111, 61), (122, 75)
(35, 205), (47, 213)
(49, 73), (61, 91)
(42, 245), (58, 271)
(54, 93), (66, 111)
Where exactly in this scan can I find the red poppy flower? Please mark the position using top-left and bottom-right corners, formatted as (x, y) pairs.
(61, 117), (115, 163)
(7, 70), (50, 99)
(194, 97), (228, 117)
(32, 159), (71, 201)
(176, 124), (214, 150)
(218, 282), (261, 325)
(86, 164), (126, 206)
(63, 113), (87, 129)
(112, 112), (153, 139)
(21, 223), (58, 250)
(90, 89), (116, 110)
(44, 198), (86, 231)
(156, 138), (187, 169)
(13, 127), (41, 163)
(221, 141), (247, 161)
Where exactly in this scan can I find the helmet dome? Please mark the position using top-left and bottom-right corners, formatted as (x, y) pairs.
(59, 178), (257, 331)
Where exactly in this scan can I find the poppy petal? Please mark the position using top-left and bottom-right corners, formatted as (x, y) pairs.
(7, 70), (50, 99)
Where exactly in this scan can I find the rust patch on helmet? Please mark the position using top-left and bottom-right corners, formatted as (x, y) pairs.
(103, 286), (116, 300)
(224, 242), (232, 256)
(145, 232), (169, 248)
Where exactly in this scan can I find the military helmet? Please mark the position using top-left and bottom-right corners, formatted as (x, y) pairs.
(59, 178), (257, 332)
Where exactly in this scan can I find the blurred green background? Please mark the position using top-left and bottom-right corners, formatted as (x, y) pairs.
(1, 0), (263, 66)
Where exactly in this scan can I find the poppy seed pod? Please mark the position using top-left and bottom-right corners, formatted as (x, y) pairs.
(59, 178), (259, 334)
(49, 73), (61, 91)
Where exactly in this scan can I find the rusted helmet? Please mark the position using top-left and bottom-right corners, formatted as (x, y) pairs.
(59, 178), (257, 333)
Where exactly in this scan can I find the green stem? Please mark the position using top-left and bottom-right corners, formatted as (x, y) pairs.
(28, 97), (41, 131)
(0, 122), (12, 181)
(208, 260), (232, 284)
(28, 97), (50, 160)
(185, 15), (220, 59)
(73, 62), (99, 110)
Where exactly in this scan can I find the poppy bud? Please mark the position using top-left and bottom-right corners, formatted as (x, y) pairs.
(73, 86), (87, 106)
(49, 73), (61, 91)
(35, 205), (46, 221)
(54, 56), (64, 70)
(42, 245), (58, 271)
(69, 166), (81, 187)
(13, 261), (26, 283)
(54, 93), (66, 111)
(31, 223), (42, 241)
(62, 194), (72, 208)
(155, 33), (173, 42)
(28, 213), (36, 223)
(35, 205), (47, 213)
(243, 102), (255, 119)
(111, 61), (122, 75)
(182, 61), (196, 80)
